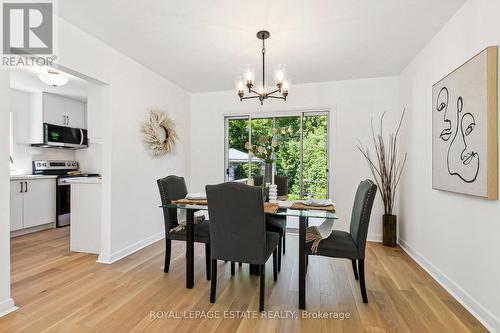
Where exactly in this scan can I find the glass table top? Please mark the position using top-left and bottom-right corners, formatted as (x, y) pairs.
(160, 203), (338, 220)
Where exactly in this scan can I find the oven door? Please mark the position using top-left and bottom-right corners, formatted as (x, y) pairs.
(56, 179), (71, 227)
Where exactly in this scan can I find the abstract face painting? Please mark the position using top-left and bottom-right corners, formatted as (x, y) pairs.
(432, 46), (497, 199)
(446, 96), (479, 183)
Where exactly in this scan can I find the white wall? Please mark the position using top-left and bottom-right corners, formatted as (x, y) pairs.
(53, 17), (191, 262)
(399, 0), (500, 331)
(190, 77), (400, 239)
(0, 14), (192, 313)
(0, 71), (16, 316)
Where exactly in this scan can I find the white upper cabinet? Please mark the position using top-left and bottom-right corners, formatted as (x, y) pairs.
(43, 93), (67, 126)
(64, 99), (86, 128)
(17, 91), (88, 144)
(86, 84), (107, 143)
(42, 93), (87, 129)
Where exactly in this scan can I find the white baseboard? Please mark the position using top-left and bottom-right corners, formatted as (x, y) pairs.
(0, 298), (18, 318)
(10, 223), (55, 238)
(399, 238), (499, 333)
(367, 233), (382, 242)
(97, 231), (165, 264)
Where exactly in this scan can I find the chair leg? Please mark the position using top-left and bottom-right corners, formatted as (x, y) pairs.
(282, 231), (286, 254)
(351, 259), (359, 280)
(259, 264), (265, 312)
(205, 244), (211, 280)
(278, 236), (282, 272)
(359, 259), (368, 303)
(231, 262), (235, 275)
(210, 259), (217, 303)
(164, 239), (171, 273)
(273, 249), (278, 282)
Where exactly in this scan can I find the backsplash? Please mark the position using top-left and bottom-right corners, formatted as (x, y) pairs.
(10, 144), (76, 175)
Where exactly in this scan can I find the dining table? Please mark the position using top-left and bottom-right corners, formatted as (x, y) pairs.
(160, 200), (338, 310)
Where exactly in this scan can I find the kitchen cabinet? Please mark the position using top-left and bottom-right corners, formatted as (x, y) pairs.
(42, 93), (67, 126)
(11, 89), (88, 145)
(10, 181), (24, 231)
(10, 178), (56, 231)
(42, 93), (86, 129)
(86, 84), (108, 143)
(64, 99), (86, 128)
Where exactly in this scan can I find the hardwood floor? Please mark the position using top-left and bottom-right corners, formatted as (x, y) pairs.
(0, 228), (488, 333)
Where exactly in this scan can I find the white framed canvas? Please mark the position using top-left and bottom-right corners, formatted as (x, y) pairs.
(432, 46), (498, 199)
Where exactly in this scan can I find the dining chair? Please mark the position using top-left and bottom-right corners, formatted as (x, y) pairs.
(206, 182), (279, 312)
(254, 175), (287, 271)
(157, 175), (211, 280)
(306, 179), (377, 303)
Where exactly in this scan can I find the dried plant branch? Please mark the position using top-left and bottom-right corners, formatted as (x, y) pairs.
(356, 109), (407, 215)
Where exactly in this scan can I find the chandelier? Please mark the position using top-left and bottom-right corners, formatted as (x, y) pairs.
(235, 30), (291, 105)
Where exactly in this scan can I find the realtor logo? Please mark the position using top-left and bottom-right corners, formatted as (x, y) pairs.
(2, 2), (53, 54)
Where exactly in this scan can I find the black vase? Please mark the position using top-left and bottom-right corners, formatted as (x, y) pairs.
(383, 214), (397, 247)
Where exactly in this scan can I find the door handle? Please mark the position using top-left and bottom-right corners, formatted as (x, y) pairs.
(79, 128), (84, 145)
(25, 181), (28, 192)
(63, 115), (66, 125)
(20, 181), (23, 193)
(66, 115), (69, 125)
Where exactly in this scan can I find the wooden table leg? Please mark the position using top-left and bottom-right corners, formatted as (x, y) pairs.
(299, 216), (306, 310)
(186, 209), (194, 289)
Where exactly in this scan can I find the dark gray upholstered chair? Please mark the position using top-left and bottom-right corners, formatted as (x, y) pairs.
(254, 175), (288, 271)
(206, 182), (279, 312)
(307, 179), (377, 303)
(157, 175), (211, 280)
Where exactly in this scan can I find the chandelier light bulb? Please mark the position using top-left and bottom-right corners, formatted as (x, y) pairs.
(282, 76), (292, 92)
(274, 64), (287, 85)
(243, 64), (255, 85)
(234, 76), (244, 92)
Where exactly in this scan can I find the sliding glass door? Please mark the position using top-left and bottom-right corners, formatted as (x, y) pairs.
(225, 111), (329, 199)
(225, 117), (249, 182)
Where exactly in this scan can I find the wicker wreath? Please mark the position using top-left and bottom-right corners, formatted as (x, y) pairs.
(140, 108), (178, 157)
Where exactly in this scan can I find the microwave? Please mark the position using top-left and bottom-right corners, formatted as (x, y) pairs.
(32, 123), (88, 149)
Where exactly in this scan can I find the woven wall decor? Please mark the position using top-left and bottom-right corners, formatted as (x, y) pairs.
(140, 108), (178, 157)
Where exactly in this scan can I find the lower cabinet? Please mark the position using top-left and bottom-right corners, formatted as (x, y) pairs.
(10, 178), (56, 232)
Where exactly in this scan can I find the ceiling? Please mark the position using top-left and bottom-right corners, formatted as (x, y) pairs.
(58, 0), (466, 93)
(10, 67), (88, 101)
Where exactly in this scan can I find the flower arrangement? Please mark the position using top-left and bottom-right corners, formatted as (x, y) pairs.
(245, 128), (279, 163)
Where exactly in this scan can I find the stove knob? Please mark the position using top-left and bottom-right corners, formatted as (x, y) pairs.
(36, 162), (41, 167)
(43, 162), (47, 167)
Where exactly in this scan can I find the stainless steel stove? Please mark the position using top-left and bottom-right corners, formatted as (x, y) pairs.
(33, 160), (100, 227)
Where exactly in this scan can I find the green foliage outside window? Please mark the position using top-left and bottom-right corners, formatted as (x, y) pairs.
(228, 115), (328, 199)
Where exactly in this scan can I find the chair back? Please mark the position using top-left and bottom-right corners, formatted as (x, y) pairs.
(206, 182), (267, 264)
(253, 175), (288, 196)
(157, 175), (188, 233)
(349, 179), (377, 258)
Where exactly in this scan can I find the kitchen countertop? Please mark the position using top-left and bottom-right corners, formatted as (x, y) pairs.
(10, 174), (58, 180)
(64, 177), (102, 184)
